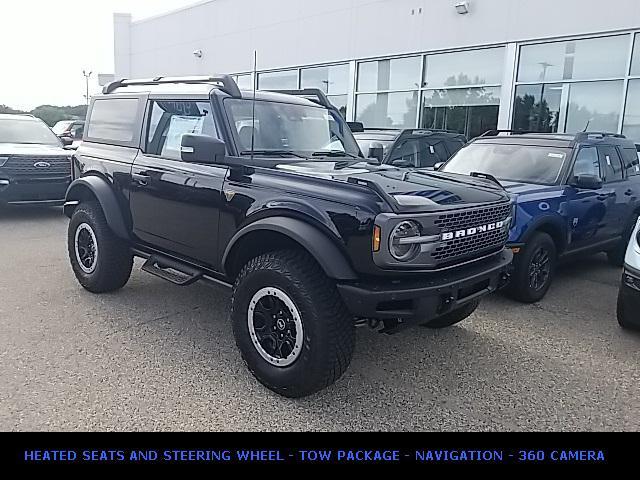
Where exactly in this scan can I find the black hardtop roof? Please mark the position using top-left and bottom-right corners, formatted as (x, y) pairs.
(100, 75), (331, 109)
(353, 128), (466, 140)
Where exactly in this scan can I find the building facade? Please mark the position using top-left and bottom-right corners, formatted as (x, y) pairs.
(114, 0), (640, 140)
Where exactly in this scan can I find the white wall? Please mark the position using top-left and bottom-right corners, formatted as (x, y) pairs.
(115, 0), (640, 78)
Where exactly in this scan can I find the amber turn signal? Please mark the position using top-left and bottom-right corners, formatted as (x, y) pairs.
(373, 225), (381, 252)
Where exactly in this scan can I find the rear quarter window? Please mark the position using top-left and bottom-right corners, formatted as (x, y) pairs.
(86, 98), (141, 144)
(622, 147), (640, 176)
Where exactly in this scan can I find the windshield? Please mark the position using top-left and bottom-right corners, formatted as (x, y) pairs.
(52, 120), (74, 135)
(0, 117), (61, 145)
(441, 143), (571, 185)
(224, 99), (361, 158)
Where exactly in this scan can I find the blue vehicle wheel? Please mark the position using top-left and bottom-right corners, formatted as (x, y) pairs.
(506, 232), (557, 303)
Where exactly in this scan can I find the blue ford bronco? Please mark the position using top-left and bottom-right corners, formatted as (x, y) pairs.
(440, 131), (640, 302)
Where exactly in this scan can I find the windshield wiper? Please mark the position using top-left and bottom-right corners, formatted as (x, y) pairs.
(311, 150), (359, 159)
(240, 150), (307, 159)
(470, 171), (505, 189)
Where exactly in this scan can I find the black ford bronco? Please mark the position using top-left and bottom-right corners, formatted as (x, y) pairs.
(64, 75), (513, 397)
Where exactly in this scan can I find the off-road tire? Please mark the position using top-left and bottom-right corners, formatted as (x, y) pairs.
(506, 232), (557, 303)
(617, 286), (640, 331)
(421, 299), (480, 329)
(607, 213), (639, 267)
(231, 249), (355, 398)
(68, 201), (133, 293)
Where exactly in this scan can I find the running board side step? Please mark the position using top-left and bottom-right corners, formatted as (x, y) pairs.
(142, 256), (203, 286)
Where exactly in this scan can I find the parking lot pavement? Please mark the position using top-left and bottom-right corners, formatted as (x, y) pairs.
(1, 205), (639, 432)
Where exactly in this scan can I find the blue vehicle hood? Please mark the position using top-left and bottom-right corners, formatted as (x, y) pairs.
(501, 180), (565, 202)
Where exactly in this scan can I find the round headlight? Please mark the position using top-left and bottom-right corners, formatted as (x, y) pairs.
(389, 220), (421, 261)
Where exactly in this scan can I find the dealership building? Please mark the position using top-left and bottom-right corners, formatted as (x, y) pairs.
(113, 0), (640, 140)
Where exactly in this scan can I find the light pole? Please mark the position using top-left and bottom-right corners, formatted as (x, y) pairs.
(82, 70), (93, 106)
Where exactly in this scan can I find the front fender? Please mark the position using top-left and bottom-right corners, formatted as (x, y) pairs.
(64, 176), (129, 240)
(222, 216), (358, 281)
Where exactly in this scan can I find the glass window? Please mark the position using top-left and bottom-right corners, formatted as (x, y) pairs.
(424, 47), (504, 88)
(258, 70), (298, 90)
(387, 137), (455, 168)
(518, 35), (629, 82)
(328, 94), (348, 119)
(442, 143), (571, 185)
(87, 98), (139, 143)
(234, 74), (253, 90)
(422, 87), (500, 138)
(357, 57), (422, 91)
(621, 147), (640, 176)
(145, 101), (217, 160)
(565, 81), (623, 133)
(623, 79), (640, 142)
(631, 34), (640, 76)
(224, 99), (361, 157)
(356, 91), (418, 128)
(512, 84), (562, 133)
(572, 147), (601, 177)
(0, 116), (60, 145)
(598, 146), (624, 182)
(301, 64), (349, 95)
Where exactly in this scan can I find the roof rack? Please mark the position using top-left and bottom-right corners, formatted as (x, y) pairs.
(574, 132), (627, 141)
(479, 129), (534, 137)
(102, 75), (241, 97)
(267, 89), (332, 109)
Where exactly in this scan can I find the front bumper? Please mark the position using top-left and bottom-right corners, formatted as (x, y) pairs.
(337, 249), (513, 323)
(617, 265), (640, 330)
(0, 177), (69, 204)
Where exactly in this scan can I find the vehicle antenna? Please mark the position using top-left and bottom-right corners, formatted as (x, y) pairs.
(583, 119), (592, 132)
(251, 50), (257, 163)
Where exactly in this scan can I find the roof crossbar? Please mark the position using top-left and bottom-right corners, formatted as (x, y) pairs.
(102, 75), (241, 97)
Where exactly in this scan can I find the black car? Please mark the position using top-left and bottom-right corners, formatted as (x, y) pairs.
(0, 114), (72, 206)
(349, 123), (467, 168)
(64, 75), (513, 397)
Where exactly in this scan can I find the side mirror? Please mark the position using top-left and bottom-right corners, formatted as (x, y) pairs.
(434, 162), (445, 170)
(60, 136), (73, 147)
(570, 174), (603, 190)
(368, 142), (384, 163)
(181, 134), (226, 164)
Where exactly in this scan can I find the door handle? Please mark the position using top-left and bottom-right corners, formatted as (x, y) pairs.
(132, 172), (150, 186)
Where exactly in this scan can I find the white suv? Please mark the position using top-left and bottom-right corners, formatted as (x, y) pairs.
(617, 216), (640, 330)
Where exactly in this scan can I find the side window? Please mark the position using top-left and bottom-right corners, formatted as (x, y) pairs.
(572, 147), (601, 178)
(87, 98), (140, 143)
(598, 146), (624, 182)
(621, 147), (640, 176)
(70, 123), (84, 140)
(145, 101), (218, 160)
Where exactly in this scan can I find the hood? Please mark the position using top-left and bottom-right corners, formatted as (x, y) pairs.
(0, 143), (69, 157)
(275, 161), (509, 211)
(501, 180), (565, 202)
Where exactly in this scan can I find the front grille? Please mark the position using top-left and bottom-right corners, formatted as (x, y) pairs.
(1, 155), (71, 178)
(433, 228), (509, 260)
(434, 203), (511, 231)
(431, 203), (511, 262)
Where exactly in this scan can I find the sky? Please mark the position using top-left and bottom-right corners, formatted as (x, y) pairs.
(0, 0), (202, 110)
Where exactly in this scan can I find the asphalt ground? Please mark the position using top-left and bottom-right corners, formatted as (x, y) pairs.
(1, 205), (638, 431)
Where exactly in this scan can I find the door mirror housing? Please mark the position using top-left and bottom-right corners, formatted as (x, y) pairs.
(367, 142), (384, 163)
(60, 136), (74, 147)
(570, 174), (603, 190)
(181, 134), (226, 164)
(433, 162), (445, 170)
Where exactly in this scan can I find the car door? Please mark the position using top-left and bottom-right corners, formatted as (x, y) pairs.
(598, 145), (632, 239)
(129, 99), (228, 268)
(566, 146), (611, 250)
